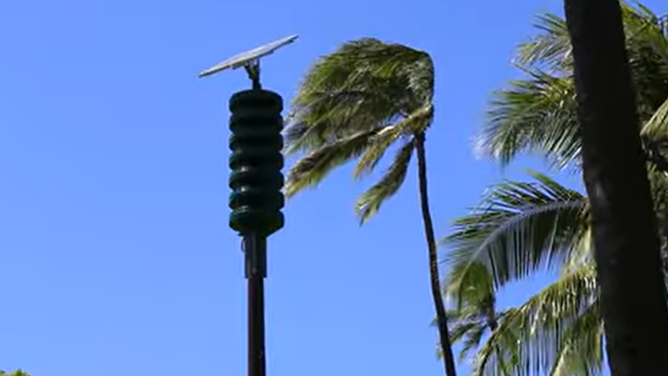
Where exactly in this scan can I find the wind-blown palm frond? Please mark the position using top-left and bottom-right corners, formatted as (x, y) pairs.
(647, 168), (668, 248)
(640, 98), (668, 174)
(441, 173), (597, 375)
(445, 260), (495, 313)
(284, 129), (379, 197)
(443, 171), (589, 289)
(284, 39), (433, 156)
(514, 12), (572, 72)
(470, 264), (600, 376)
(441, 307), (494, 362)
(514, 2), (665, 72)
(354, 140), (414, 223)
(354, 103), (434, 179)
(642, 96), (668, 138)
(441, 271), (499, 361)
(547, 304), (604, 376)
(626, 21), (668, 121)
(477, 2), (668, 170)
(559, 227), (594, 276)
(478, 71), (579, 169)
(457, 322), (488, 361)
(623, 2), (668, 63)
(284, 38), (434, 221)
(283, 90), (396, 155)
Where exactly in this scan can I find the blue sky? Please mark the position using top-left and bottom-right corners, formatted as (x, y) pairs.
(0, 0), (662, 375)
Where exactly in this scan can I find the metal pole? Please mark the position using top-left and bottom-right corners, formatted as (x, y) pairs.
(243, 233), (267, 376)
(198, 34), (296, 376)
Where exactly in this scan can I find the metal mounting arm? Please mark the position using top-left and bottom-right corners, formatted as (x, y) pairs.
(244, 62), (262, 90)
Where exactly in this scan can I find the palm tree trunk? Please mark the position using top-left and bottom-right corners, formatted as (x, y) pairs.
(563, 0), (668, 375)
(415, 132), (458, 376)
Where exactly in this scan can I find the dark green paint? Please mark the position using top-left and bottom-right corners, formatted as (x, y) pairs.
(228, 89), (285, 236)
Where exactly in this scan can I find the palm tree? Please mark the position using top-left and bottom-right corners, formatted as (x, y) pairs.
(443, 171), (600, 376)
(283, 39), (458, 376)
(443, 167), (668, 376)
(440, 3), (668, 375)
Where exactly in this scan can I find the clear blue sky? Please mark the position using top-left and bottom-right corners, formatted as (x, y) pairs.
(0, 0), (662, 375)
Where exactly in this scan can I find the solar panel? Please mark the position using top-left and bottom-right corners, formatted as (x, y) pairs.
(198, 34), (299, 78)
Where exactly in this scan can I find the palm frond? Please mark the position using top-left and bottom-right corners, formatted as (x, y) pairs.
(640, 98), (668, 175)
(444, 260), (495, 313)
(284, 39), (434, 156)
(477, 70), (580, 169)
(284, 129), (377, 197)
(514, 12), (572, 72)
(354, 140), (414, 224)
(354, 103), (433, 179)
(471, 264), (600, 376)
(283, 90), (393, 155)
(442, 318), (489, 361)
(548, 304), (604, 376)
(560, 228), (594, 276)
(481, 2), (668, 169)
(436, 309), (490, 361)
(627, 47), (668, 121)
(442, 170), (589, 288)
(647, 168), (668, 249)
(460, 322), (489, 362)
(442, 285), (498, 361)
(284, 38), (435, 221)
(448, 319), (481, 343)
(623, 1), (668, 62)
(641, 95), (668, 138)
(513, 2), (666, 72)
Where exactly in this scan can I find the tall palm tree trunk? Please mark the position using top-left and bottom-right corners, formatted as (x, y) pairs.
(415, 132), (458, 376)
(563, 0), (668, 375)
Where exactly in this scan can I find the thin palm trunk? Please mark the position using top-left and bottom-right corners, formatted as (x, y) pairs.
(564, 0), (668, 375)
(415, 132), (458, 376)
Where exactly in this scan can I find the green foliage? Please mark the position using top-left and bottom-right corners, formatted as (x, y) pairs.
(481, 71), (579, 170)
(443, 166), (668, 375)
(441, 172), (604, 376)
(443, 170), (589, 293)
(354, 139), (415, 223)
(284, 38), (435, 223)
(475, 1), (668, 171)
(286, 35), (461, 376)
(441, 4), (668, 375)
(471, 264), (602, 376)
(0, 370), (31, 376)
